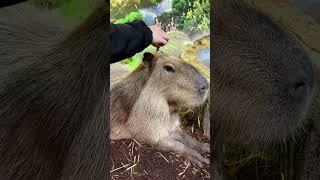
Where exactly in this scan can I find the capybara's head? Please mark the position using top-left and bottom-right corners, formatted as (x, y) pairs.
(142, 52), (209, 108)
(212, 0), (315, 146)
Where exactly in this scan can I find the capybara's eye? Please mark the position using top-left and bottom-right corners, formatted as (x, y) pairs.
(163, 65), (175, 73)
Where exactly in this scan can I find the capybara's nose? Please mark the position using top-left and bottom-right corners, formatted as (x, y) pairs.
(198, 77), (209, 94)
(289, 80), (308, 100)
(199, 84), (208, 94)
(288, 70), (311, 101)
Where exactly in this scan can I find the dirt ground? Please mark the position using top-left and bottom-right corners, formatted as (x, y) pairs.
(110, 128), (210, 180)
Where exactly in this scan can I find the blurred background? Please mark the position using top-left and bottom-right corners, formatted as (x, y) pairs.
(31, 0), (101, 21)
(110, 0), (210, 80)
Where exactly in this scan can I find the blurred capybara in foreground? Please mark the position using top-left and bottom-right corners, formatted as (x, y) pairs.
(212, 0), (314, 146)
(110, 53), (210, 167)
(0, 2), (108, 179)
(212, 0), (319, 179)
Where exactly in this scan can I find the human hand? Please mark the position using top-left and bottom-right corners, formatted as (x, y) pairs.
(110, 19), (116, 23)
(149, 23), (169, 47)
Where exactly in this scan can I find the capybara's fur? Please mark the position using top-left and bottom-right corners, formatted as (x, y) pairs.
(110, 53), (210, 166)
(110, 62), (132, 90)
(202, 97), (210, 139)
(0, 2), (108, 179)
(212, 0), (319, 179)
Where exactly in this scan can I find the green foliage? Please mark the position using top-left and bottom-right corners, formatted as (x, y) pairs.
(182, 0), (210, 32)
(121, 57), (142, 69)
(33, 0), (99, 21)
(111, 0), (161, 19)
(122, 45), (156, 69)
(149, 0), (157, 5)
(174, 0), (187, 10)
(57, 0), (100, 21)
(115, 12), (144, 24)
(171, 8), (179, 15)
(157, 0), (210, 33)
(172, 0), (189, 14)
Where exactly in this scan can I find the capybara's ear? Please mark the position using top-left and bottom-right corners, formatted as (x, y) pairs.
(142, 52), (154, 69)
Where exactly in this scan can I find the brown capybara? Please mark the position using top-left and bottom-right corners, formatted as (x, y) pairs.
(110, 53), (210, 166)
(212, 0), (319, 179)
(212, 0), (314, 147)
(0, 2), (108, 180)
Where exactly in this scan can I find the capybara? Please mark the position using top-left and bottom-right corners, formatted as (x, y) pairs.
(0, 2), (108, 179)
(212, 0), (318, 179)
(212, 0), (314, 146)
(110, 53), (210, 166)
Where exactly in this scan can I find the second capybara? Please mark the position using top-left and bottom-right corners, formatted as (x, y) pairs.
(110, 53), (210, 166)
(0, 2), (108, 179)
(211, 0), (319, 179)
(212, 0), (314, 147)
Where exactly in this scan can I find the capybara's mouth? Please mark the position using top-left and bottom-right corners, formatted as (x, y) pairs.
(185, 93), (208, 108)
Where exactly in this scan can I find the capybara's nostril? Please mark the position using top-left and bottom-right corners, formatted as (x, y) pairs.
(294, 82), (306, 91)
(199, 84), (208, 93)
(288, 69), (311, 101)
(289, 81), (308, 100)
(198, 79), (209, 94)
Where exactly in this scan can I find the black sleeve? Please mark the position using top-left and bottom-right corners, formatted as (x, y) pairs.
(110, 20), (153, 63)
(0, 0), (27, 8)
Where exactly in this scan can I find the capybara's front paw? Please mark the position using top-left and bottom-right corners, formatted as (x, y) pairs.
(183, 149), (210, 167)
